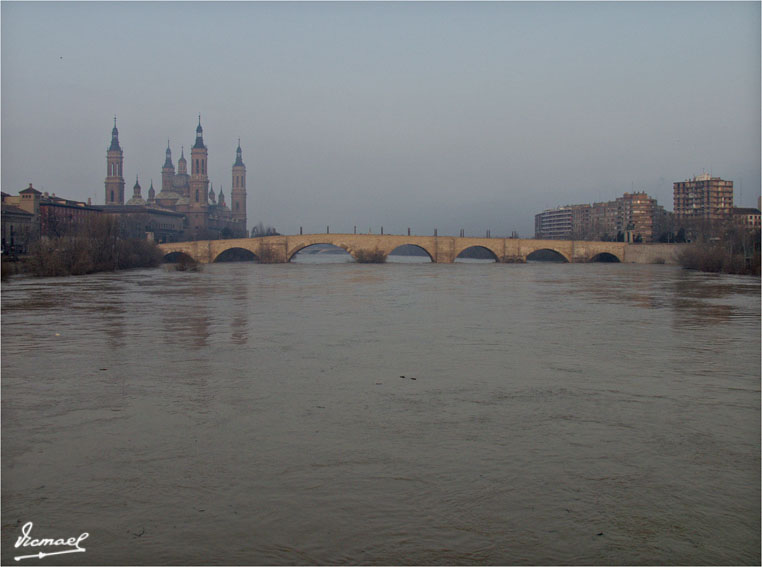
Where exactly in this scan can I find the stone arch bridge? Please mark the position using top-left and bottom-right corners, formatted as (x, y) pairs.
(158, 234), (681, 264)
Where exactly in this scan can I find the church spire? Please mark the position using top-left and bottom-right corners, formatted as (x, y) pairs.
(164, 140), (173, 168)
(234, 138), (244, 166)
(127, 174), (146, 206)
(193, 114), (205, 149)
(109, 116), (121, 151)
(177, 146), (187, 175)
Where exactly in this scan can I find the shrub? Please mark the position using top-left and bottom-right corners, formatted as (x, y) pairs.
(175, 255), (201, 272)
(678, 243), (760, 276)
(1, 259), (28, 280)
(27, 216), (163, 277)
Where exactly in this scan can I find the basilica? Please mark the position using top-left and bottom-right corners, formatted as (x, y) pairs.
(104, 118), (248, 241)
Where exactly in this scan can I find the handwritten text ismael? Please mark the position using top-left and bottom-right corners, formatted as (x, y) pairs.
(14, 522), (89, 561)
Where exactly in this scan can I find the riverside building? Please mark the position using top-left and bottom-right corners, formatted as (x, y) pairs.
(103, 118), (248, 241)
(673, 174), (733, 221)
(534, 192), (667, 242)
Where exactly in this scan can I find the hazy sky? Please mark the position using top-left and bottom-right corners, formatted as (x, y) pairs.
(2, 1), (759, 237)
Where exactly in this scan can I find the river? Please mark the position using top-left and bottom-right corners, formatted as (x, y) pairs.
(1, 260), (759, 565)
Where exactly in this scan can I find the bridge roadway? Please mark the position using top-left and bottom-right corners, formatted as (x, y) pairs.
(158, 234), (682, 264)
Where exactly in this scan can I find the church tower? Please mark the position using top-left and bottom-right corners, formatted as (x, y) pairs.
(177, 148), (187, 174)
(132, 176), (142, 200)
(190, 117), (209, 208)
(188, 116), (209, 236)
(105, 117), (125, 205)
(127, 175), (146, 206)
(231, 139), (247, 229)
(161, 141), (175, 193)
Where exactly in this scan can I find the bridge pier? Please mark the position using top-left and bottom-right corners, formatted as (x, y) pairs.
(501, 256), (526, 263)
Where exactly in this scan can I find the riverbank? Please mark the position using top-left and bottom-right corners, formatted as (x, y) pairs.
(0, 258), (31, 281)
(678, 241), (761, 276)
(2, 221), (163, 279)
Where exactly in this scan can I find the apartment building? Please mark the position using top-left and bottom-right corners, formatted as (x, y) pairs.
(535, 191), (666, 242)
(616, 192), (666, 242)
(535, 206), (574, 239)
(673, 174), (733, 221)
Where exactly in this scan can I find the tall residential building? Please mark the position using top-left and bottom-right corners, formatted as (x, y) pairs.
(616, 192), (665, 242)
(535, 191), (667, 242)
(535, 203), (597, 240)
(589, 201), (618, 240)
(673, 174), (733, 221)
(535, 206), (573, 239)
(570, 204), (592, 239)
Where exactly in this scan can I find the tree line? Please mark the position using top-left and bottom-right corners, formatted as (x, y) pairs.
(676, 220), (760, 276)
(25, 215), (163, 277)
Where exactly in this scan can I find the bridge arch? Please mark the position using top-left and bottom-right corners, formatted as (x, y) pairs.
(455, 245), (499, 262)
(526, 249), (570, 263)
(163, 251), (196, 263)
(288, 242), (355, 262)
(213, 247), (259, 262)
(388, 244), (434, 262)
(590, 252), (621, 263)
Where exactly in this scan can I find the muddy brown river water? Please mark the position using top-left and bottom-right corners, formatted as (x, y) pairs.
(2, 261), (759, 564)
